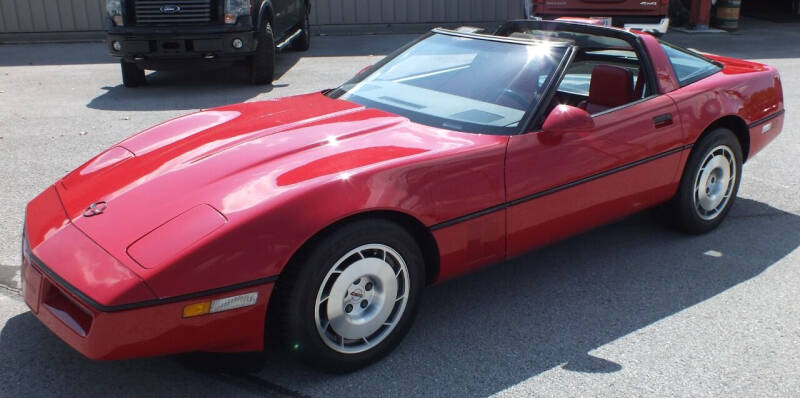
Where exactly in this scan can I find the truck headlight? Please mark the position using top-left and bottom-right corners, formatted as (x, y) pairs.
(106, 0), (124, 26)
(224, 0), (252, 24)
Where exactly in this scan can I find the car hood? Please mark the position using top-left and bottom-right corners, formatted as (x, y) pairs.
(55, 92), (454, 270)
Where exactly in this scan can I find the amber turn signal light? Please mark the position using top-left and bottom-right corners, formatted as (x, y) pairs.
(182, 301), (211, 318)
(182, 292), (258, 318)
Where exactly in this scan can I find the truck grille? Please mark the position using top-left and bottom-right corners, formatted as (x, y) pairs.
(133, 0), (216, 25)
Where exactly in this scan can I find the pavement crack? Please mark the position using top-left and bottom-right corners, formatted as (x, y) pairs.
(0, 264), (21, 292)
(0, 283), (21, 295)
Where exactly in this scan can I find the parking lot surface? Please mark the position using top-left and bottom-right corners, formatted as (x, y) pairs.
(1, 19), (799, 397)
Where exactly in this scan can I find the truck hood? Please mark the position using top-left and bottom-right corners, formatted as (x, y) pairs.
(55, 92), (450, 273)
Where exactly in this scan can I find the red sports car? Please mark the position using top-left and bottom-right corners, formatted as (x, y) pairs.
(22, 20), (784, 372)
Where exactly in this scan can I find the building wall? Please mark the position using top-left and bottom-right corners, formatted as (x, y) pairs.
(0, 0), (523, 35)
(0, 0), (106, 33)
(310, 0), (522, 26)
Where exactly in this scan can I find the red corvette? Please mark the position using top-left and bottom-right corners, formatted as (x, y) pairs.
(22, 20), (783, 372)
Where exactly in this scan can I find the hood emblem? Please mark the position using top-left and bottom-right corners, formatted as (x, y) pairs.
(160, 4), (181, 13)
(83, 201), (107, 217)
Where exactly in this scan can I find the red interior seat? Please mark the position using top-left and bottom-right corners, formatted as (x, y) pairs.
(579, 65), (634, 114)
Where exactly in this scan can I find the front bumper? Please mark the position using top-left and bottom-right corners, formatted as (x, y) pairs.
(22, 239), (273, 360)
(106, 31), (258, 65)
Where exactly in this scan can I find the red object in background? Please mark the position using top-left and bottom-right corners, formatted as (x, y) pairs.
(554, 17), (609, 26)
(23, 23), (784, 361)
(532, 0), (671, 34)
(690, 0), (713, 28)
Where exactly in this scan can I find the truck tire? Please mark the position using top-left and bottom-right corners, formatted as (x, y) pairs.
(250, 21), (276, 85)
(290, 8), (311, 52)
(121, 60), (146, 87)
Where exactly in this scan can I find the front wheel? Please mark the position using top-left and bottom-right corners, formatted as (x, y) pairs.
(121, 60), (146, 87)
(668, 128), (743, 234)
(271, 219), (424, 373)
(249, 21), (275, 85)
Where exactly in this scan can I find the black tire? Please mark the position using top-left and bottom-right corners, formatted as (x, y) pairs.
(121, 60), (146, 87)
(250, 21), (275, 85)
(270, 219), (425, 373)
(290, 8), (311, 52)
(668, 128), (743, 234)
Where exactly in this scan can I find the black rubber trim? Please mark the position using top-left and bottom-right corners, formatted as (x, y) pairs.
(747, 109), (785, 129)
(429, 144), (692, 231)
(24, 238), (277, 313)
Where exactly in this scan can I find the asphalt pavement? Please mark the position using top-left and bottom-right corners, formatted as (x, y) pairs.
(0, 18), (798, 397)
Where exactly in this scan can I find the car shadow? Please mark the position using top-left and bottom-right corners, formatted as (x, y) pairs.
(252, 198), (800, 396)
(86, 69), (269, 112)
(0, 198), (797, 397)
(85, 60), (292, 112)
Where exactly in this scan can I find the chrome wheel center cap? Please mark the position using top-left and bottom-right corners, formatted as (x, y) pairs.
(314, 244), (410, 353)
(693, 145), (736, 221)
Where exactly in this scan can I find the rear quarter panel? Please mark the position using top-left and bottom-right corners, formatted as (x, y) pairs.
(641, 34), (784, 160)
(665, 56), (784, 159)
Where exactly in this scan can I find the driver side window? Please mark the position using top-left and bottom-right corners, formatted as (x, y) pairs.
(550, 49), (649, 116)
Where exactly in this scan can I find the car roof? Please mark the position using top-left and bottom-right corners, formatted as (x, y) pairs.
(431, 27), (574, 47)
(432, 19), (643, 49)
(495, 19), (642, 40)
(494, 19), (644, 50)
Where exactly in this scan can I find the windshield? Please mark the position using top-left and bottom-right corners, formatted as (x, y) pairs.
(327, 33), (569, 135)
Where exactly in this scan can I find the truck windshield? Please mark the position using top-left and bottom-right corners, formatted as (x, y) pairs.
(327, 33), (568, 135)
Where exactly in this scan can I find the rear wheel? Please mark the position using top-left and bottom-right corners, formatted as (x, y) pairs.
(271, 219), (424, 373)
(249, 21), (275, 85)
(121, 60), (146, 87)
(668, 128), (742, 234)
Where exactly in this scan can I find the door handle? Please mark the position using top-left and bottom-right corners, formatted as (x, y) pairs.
(653, 113), (673, 128)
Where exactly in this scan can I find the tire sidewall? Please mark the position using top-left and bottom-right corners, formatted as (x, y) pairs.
(676, 128), (743, 233)
(282, 220), (424, 372)
(121, 60), (145, 87)
(250, 20), (275, 84)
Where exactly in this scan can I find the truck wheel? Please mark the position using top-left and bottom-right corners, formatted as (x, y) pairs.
(250, 21), (275, 85)
(290, 9), (311, 52)
(121, 60), (146, 87)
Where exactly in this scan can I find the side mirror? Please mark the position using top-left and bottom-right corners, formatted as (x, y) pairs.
(541, 105), (595, 135)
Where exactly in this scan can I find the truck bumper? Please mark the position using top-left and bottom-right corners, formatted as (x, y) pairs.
(623, 17), (670, 35)
(106, 31), (258, 69)
(536, 15), (670, 35)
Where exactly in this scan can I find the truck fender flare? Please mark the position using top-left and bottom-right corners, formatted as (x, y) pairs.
(257, 1), (274, 29)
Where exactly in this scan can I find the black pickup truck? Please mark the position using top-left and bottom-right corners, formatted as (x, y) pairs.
(104, 0), (310, 87)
